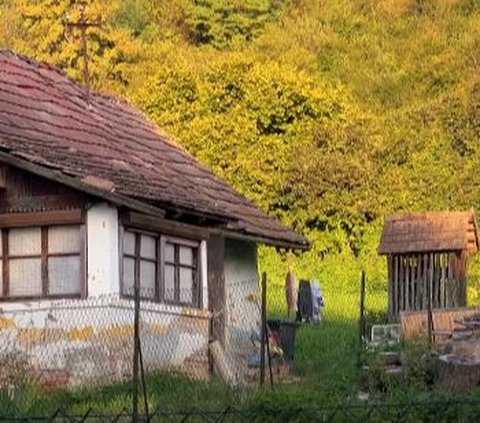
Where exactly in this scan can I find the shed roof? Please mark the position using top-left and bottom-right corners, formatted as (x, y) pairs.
(0, 50), (308, 249)
(378, 211), (479, 255)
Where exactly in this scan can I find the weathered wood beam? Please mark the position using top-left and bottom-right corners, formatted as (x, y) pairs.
(0, 209), (84, 227)
(123, 211), (210, 240)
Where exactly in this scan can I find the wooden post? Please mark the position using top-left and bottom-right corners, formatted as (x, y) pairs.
(359, 271), (366, 354)
(260, 272), (267, 386)
(132, 281), (140, 421)
(139, 338), (149, 419)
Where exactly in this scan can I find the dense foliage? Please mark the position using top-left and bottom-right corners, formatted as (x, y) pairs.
(2, 0), (480, 295)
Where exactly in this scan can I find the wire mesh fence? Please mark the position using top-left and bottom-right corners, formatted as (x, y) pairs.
(0, 270), (478, 419)
(0, 277), (273, 416)
(4, 400), (480, 422)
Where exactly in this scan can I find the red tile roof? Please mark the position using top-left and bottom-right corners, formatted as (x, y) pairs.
(0, 50), (308, 249)
(378, 211), (478, 255)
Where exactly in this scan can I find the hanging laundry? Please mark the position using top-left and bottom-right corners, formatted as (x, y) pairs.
(296, 279), (325, 323)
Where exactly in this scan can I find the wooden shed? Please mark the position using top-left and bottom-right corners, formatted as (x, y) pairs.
(379, 211), (479, 318)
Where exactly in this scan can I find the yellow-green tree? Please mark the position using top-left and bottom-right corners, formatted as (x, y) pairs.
(1, 0), (144, 92)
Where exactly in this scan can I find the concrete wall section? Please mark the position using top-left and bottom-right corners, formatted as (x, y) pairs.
(87, 202), (120, 296)
(0, 297), (210, 389)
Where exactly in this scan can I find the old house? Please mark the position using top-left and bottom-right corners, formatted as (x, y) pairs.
(0, 50), (308, 387)
(379, 211), (479, 319)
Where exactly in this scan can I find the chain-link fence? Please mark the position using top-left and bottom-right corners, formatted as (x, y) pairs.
(1, 271), (479, 419)
(4, 400), (480, 422)
(0, 277), (272, 416)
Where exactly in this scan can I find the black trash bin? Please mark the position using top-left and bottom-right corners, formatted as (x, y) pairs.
(267, 319), (300, 366)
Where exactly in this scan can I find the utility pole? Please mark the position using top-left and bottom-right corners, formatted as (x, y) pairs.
(65, 1), (101, 104)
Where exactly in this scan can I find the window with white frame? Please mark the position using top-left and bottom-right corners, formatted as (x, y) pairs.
(0, 225), (83, 299)
(122, 229), (201, 307)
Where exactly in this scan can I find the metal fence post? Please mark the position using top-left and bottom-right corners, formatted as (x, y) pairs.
(358, 271), (366, 358)
(260, 272), (267, 386)
(427, 254), (434, 346)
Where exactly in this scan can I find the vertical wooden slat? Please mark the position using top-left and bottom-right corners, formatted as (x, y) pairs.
(395, 255), (400, 313)
(2, 229), (8, 297)
(455, 252), (461, 307)
(435, 254), (442, 308)
(410, 255), (416, 311)
(446, 252), (450, 307)
(432, 254), (438, 309)
(438, 253), (442, 308)
(431, 254), (435, 309)
(399, 255), (404, 312)
(393, 255), (398, 316)
(415, 253), (421, 310)
(388, 256), (393, 317)
(423, 254), (429, 310)
(440, 253), (446, 308)
(449, 252), (456, 307)
(405, 255), (410, 311)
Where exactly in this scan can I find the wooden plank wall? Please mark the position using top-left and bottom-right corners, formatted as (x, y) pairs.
(0, 164), (89, 213)
(388, 251), (466, 318)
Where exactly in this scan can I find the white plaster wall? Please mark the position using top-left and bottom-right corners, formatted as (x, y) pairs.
(87, 202), (120, 296)
(224, 239), (259, 285)
(223, 238), (261, 382)
(0, 297), (210, 388)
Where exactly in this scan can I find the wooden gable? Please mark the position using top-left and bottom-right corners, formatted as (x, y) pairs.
(0, 163), (90, 214)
